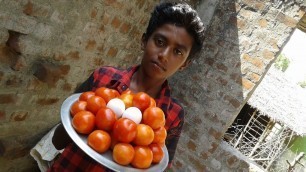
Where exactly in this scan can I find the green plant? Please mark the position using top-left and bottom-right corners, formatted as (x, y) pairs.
(298, 79), (306, 88)
(274, 54), (290, 72)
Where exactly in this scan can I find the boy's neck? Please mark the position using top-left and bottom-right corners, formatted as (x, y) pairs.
(129, 68), (166, 98)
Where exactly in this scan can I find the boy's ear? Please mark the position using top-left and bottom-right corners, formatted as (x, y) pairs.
(141, 33), (147, 50)
(179, 59), (191, 71)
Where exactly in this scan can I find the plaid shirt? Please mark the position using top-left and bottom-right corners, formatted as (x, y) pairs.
(49, 66), (184, 172)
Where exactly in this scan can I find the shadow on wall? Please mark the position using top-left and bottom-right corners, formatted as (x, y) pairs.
(169, 0), (244, 170)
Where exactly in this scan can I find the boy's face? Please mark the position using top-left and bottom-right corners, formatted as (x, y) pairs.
(141, 24), (194, 80)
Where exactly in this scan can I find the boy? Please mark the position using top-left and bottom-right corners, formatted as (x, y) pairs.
(49, 2), (205, 171)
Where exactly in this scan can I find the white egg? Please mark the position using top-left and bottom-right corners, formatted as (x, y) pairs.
(122, 107), (142, 124)
(106, 98), (125, 118)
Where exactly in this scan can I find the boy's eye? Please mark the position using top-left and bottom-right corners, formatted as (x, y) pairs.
(174, 49), (183, 56)
(155, 38), (165, 46)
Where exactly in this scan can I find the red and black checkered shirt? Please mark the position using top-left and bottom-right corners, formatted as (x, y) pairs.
(48, 66), (184, 172)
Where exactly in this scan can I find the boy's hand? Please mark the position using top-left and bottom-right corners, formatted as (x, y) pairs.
(52, 123), (72, 150)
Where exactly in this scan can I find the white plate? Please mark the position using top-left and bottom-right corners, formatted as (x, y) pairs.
(61, 93), (169, 172)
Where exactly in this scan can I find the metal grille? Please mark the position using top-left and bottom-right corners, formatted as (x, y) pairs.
(224, 108), (294, 171)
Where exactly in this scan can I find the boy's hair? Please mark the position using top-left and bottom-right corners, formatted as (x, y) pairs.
(144, 2), (205, 60)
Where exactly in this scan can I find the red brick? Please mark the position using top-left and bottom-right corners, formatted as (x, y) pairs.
(0, 140), (4, 156)
(120, 22), (131, 34)
(216, 63), (228, 73)
(242, 78), (254, 90)
(130, 26), (141, 38)
(6, 75), (23, 87)
(11, 55), (27, 71)
(97, 45), (104, 53)
(36, 98), (59, 105)
(136, 0), (145, 9)
(94, 58), (104, 66)
(189, 130), (199, 140)
(230, 73), (241, 84)
(23, 1), (50, 18)
(242, 53), (263, 69)
(33, 62), (70, 87)
(187, 140), (197, 152)
(85, 40), (96, 51)
(107, 47), (118, 57)
(23, 1), (33, 15)
(0, 94), (17, 104)
(99, 25), (104, 32)
(237, 19), (246, 29)
(174, 160), (183, 168)
(91, 8), (97, 18)
(258, 18), (268, 28)
(188, 156), (207, 171)
(249, 72), (260, 82)
(216, 76), (228, 86)
(204, 111), (220, 123)
(125, 8), (133, 16)
(103, 0), (116, 6)
(111, 17), (121, 29)
(102, 13), (110, 25)
(224, 95), (241, 108)
(62, 82), (72, 91)
(54, 53), (65, 61)
(227, 155), (239, 168)
(204, 58), (215, 66)
(208, 142), (218, 154)
(276, 13), (298, 28)
(0, 111), (5, 121)
(0, 71), (3, 81)
(10, 111), (28, 121)
(209, 127), (223, 140)
(201, 151), (209, 160)
(241, 0), (265, 11)
(68, 51), (80, 60)
(6, 31), (21, 54)
(27, 77), (43, 90)
(262, 49), (274, 60)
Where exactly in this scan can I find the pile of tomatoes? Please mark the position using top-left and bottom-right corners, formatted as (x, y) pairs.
(69, 87), (167, 169)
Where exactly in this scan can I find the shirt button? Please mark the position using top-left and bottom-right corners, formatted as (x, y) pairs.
(121, 85), (127, 91)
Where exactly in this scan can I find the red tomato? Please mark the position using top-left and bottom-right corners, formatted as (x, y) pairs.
(79, 91), (95, 101)
(142, 107), (165, 129)
(121, 89), (133, 95)
(86, 95), (106, 114)
(87, 130), (111, 153)
(113, 143), (135, 166)
(131, 146), (153, 169)
(72, 111), (95, 134)
(111, 89), (120, 98)
(149, 143), (164, 163)
(70, 100), (87, 117)
(152, 126), (167, 145)
(95, 107), (117, 131)
(149, 98), (156, 108)
(119, 93), (133, 108)
(133, 92), (151, 112)
(133, 124), (154, 146)
(112, 118), (137, 143)
(110, 132), (119, 150)
(95, 87), (117, 103)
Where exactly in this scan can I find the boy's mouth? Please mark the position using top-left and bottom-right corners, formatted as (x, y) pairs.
(152, 61), (166, 71)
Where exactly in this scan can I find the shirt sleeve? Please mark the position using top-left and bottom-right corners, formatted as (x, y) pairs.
(165, 108), (185, 167)
(74, 73), (94, 93)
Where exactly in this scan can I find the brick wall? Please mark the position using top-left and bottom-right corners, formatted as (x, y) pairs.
(170, 0), (305, 171)
(0, 0), (305, 171)
(0, 0), (158, 171)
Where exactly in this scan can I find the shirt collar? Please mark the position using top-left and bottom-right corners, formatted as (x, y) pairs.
(113, 65), (172, 108)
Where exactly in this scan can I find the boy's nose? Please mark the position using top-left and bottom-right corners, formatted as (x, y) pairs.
(158, 47), (170, 62)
